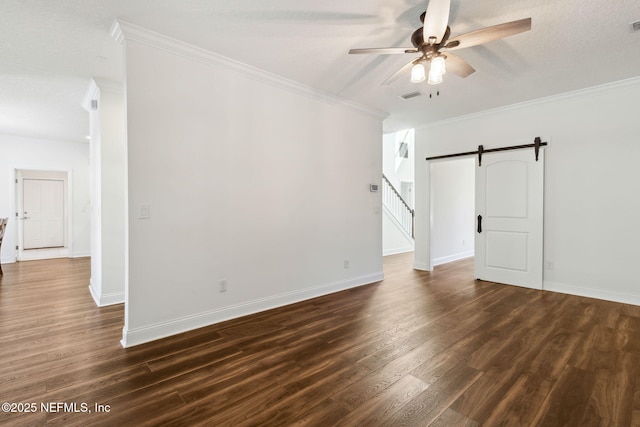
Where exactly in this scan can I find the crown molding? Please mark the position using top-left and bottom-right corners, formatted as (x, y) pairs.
(110, 20), (387, 120)
(417, 75), (640, 130)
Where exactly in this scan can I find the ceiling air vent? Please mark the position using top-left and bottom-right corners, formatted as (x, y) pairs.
(632, 20), (640, 32)
(400, 91), (422, 100)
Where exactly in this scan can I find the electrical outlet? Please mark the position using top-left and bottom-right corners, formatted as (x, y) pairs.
(545, 261), (554, 269)
(344, 259), (350, 269)
(219, 279), (227, 293)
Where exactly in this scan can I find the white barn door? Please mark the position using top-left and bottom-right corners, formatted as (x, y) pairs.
(475, 148), (544, 289)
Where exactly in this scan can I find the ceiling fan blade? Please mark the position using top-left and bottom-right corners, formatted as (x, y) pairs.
(445, 18), (532, 50)
(381, 58), (421, 85)
(423, 0), (451, 44)
(349, 47), (418, 54)
(444, 53), (475, 78)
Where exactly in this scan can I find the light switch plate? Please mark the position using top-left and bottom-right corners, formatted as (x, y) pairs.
(139, 205), (150, 219)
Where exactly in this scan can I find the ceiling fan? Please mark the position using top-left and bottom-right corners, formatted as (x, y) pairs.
(349, 0), (531, 85)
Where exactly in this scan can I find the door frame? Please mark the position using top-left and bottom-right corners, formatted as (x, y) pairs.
(14, 169), (72, 261)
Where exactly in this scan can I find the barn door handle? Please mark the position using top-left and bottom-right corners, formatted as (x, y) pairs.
(477, 215), (483, 233)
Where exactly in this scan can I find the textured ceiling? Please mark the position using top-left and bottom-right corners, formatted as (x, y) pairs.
(1, 0), (640, 142)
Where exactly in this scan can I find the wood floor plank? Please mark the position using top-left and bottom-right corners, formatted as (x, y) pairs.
(232, 359), (376, 426)
(531, 365), (601, 426)
(289, 398), (351, 427)
(409, 349), (463, 386)
(379, 362), (483, 426)
(587, 351), (637, 425)
(481, 374), (553, 426)
(333, 374), (429, 426)
(2, 254), (640, 425)
(633, 387), (640, 426)
(429, 407), (479, 427)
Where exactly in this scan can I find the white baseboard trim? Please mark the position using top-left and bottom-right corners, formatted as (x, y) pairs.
(1, 253), (87, 264)
(121, 271), (384, 348)
(544, 281), (640, 306)
(19, 247), (69, 261)
(71, 251), (91, 259)
(88, 284), (125, 307)
(383, 247), (414, 256)
(433, 251), (474, 266)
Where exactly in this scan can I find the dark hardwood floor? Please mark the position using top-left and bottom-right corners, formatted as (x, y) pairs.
(1, 254), (640, 426)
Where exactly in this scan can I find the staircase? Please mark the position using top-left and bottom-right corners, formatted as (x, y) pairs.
(382, 174), (414, 240)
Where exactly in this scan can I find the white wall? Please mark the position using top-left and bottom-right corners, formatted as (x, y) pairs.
(415, 77), (640, 305)
(382, 129), (414, 191)
(430, 157), (474, 265)
(117, 23), (384, 346)
(0, 135), (90, 263)
(99, 86), (127, 305)
(382, 132), (397, 184)
(85, 79), (127, 306)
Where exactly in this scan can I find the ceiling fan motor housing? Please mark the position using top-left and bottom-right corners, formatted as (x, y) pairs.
(411, 21), (451, 60)
(411, 28), (425, 48)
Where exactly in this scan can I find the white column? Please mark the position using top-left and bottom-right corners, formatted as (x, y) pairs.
(83, 78), (127, 306)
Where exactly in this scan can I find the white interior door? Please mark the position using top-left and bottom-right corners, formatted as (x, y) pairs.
(23, 179), (65, 249)
(475, 148), (544, 289)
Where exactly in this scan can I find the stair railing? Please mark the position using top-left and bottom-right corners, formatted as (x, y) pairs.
(381, 174), (415, 238)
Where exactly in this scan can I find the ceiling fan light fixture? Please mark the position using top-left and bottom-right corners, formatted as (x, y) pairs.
(410, 63), (426, 83)
(428, 56), (446, 85)
(427, 69), (443, 85)
(431, 55), (446, 75)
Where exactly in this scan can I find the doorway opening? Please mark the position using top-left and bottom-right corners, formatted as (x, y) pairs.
(429, 157), (475, 268)
(15, 169), (70, 261)
(382, 129), (415, 257)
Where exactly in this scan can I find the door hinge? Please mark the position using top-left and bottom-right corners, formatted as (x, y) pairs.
(15, 178), (18, 183)
(16, 246), (19, 250)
